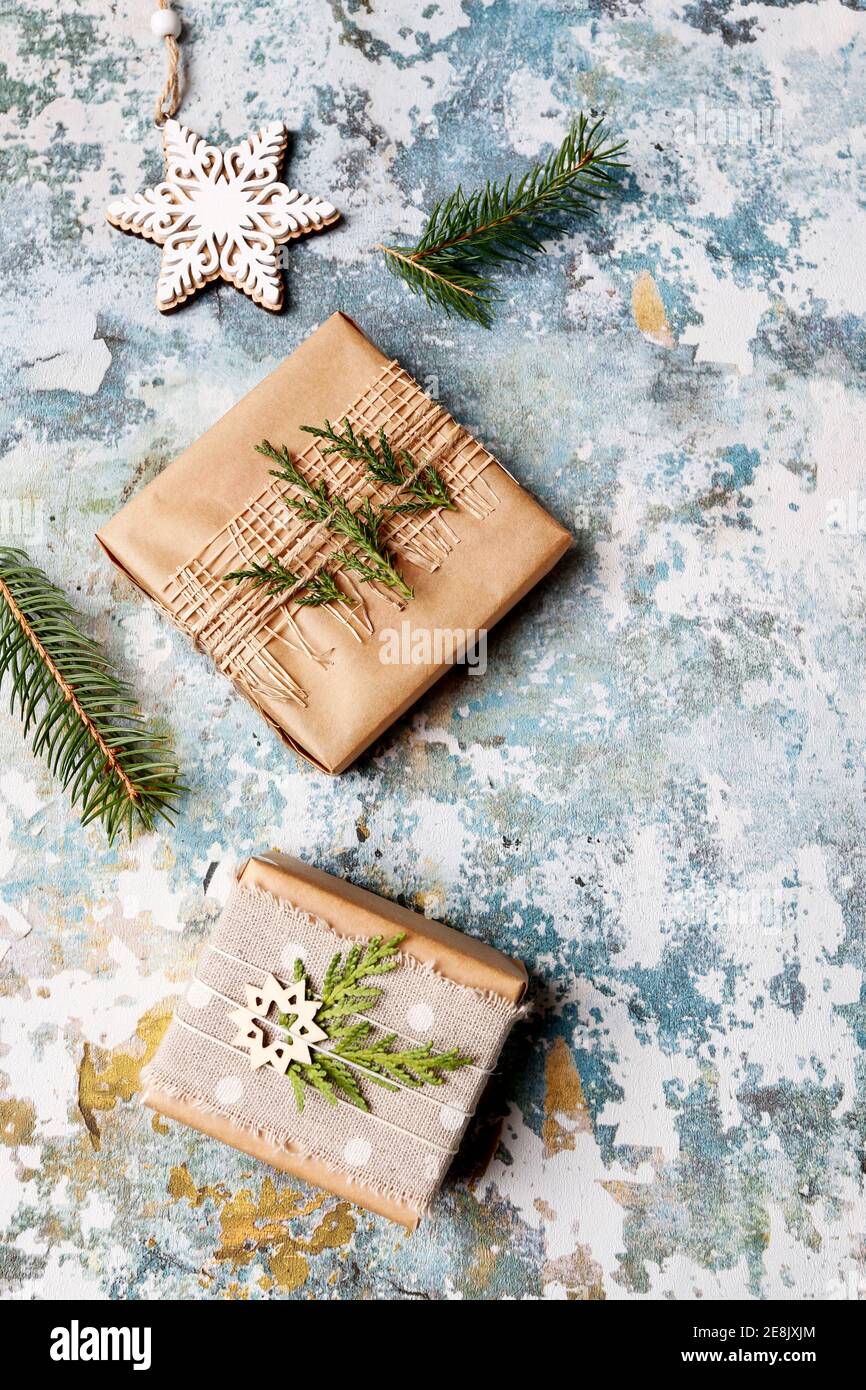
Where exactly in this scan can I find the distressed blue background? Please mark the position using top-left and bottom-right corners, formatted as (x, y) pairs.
(1, 0), (864, 1300)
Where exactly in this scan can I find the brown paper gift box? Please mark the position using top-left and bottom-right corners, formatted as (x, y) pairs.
(97, 313), (571, 773)
(142, 852), (528, 1228)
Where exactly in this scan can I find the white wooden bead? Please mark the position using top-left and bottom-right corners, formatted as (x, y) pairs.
(150, 9), (181, 39)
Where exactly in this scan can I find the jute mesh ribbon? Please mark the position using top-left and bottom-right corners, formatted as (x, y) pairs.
(159, 361), (500, 710)
(143, 884), (522, 1212)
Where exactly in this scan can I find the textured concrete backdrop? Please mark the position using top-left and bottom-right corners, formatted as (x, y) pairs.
(1, 0), (864, 1300)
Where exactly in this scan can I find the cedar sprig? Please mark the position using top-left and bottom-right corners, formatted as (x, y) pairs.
(317, 932), (408, 1021)
(377, 114), (627, 326)
(283, 935), (473, 1112)
(329, 1024), (472, 1089)
(257, 440), (332, 525)
(301, 419), (455, 515)
(329, 495), (414, 601)
(281, 938), (407, 1111)
(258, 439), (414, 601)
(225, 556), (357, 610)
(0, 547), (183, 844)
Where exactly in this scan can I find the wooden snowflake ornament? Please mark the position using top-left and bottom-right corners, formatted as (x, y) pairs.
(105, 120), (339, 312)
(228, 972), (328, 1071)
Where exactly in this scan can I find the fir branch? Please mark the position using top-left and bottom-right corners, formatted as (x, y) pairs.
(302, 1060), (339, 1106)
(301, 419), (455, 513)
(378, 114), (627, 326)
(257, 440), (414, 601)
(0, 547), (183, 844)
(298, 571), (359, 610)
(283, 943), (405, 1110)
(326, 1018), (373, 1050)
(286, 1053), (364, 1110)
(314, 987), (388, 1024)
(288, 1042), (394, 1111)
(322, 949), (344, 998)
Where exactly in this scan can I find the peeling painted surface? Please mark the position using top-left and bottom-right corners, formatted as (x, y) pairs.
(1, 0), (865, 1300)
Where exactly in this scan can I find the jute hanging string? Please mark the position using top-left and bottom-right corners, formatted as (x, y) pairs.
(152, 2), (182, 126)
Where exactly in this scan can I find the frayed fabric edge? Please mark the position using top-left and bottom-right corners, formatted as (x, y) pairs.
(231, 882), (525, 1023)
(140, 1064), (433, 1214)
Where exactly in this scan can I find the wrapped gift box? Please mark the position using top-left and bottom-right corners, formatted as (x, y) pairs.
(142, 852), (527, 1228)
(97, 313), (570, 773)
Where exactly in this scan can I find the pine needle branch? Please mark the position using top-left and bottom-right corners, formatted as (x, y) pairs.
(301, 419), (455, 513)
(378, 114), (627, 325)
(0, 547), (183, 844)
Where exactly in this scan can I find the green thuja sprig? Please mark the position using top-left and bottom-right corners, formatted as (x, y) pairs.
(329, 496), (414, 601)
(0, 547), (183, 844)
(225, 556), (358, 610)
(329, 1028), (472, 1089)
(281, 935), (473, 1112)
(301, 419), (455, 515)
(377, 114), (627, 326)
(257, 440), (414, 601)
(256, 441), (332, 524)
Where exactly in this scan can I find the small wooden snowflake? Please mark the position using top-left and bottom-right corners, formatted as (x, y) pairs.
(105, 120), (339, 313)
(228, 972), (328, 1071)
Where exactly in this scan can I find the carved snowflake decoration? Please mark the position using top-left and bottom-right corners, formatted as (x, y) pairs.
(227, 972), (328, 1072)
(105, 120), (339, 313)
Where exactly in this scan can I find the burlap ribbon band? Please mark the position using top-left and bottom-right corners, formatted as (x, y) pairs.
(157, 361), (500, 712)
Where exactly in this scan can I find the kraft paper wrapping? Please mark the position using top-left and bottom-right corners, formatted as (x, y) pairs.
(97, 313), (571, 773)
(142, 853), (528, 1229)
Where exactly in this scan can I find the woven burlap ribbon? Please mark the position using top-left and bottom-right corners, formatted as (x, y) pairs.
(143, 884), (521, 1212)
(156, 361), (500, 710)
